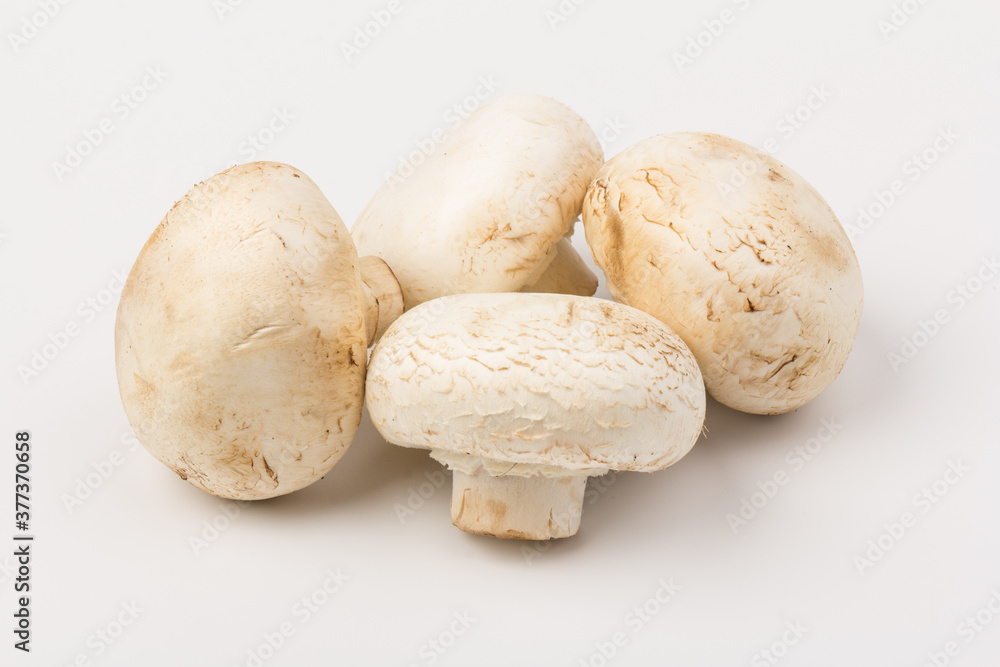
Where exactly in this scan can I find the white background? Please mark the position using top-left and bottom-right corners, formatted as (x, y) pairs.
(2, 0), (999, 665)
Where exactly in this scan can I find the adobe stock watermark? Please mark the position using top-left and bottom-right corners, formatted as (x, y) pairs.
(340, 0), (414, 64)
(845, 125), (957, 242)
(887, 255), (998, 371)
(597, 115), (629, 154)
(16, 269), (128, 386)
(877, 0), (932, 39)
(61, 430), (141, 514)
(51, 65), (168, 181)
(716, 85), (833, 198)
(233, 567), (350, 667)
(167, 106), (294, 216)
(853, 459), (970, 575)
(405, 611), (476, 667)
(189, 500), (251, 556)
(392, 286), (463, 349)
(750, 621), (809, 667)
(236, 108), (295, 161)
(509, 113), (628, 226)
(185, 169), (234, 213)
(672, 0), (757, 73)
(726, 417), (844, 534)
(140, 106), (293, 231)
(382, 75), (502, 191)
(8, 0), (71, 53)
(578, 577), (681, 666)
(916, 589), (1000, 667)
(544, 0), (591, 31)
(520, 166), (578, 222)
(214, 0), (252, 20)
(60, 601), (144, 667)
(394, 468), (447, 523)
(522, 472), (618, 565)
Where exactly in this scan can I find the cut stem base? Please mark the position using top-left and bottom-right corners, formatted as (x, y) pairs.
(450, 468), (587, 540)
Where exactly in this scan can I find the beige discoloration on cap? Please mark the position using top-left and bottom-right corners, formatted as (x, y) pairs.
(366, 293), (706, 539)
(115, 161), (399, 500)
(583, 132), (864, 415)
(352, 94), (604, 310)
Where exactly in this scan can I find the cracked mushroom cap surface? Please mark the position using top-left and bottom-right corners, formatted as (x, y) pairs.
(352, 93), (604, 310)
(115, 162), (370, 500)
(583, 132), (864, 415)
(365, 293), (706, 471)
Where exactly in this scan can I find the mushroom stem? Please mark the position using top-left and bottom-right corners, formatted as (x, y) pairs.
(358, 256), (404, 345)
(450, 468), (587, 540)
(520, 237), (598, 297)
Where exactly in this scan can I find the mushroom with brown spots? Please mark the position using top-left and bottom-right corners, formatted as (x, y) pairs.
(115, 161), (403, 500)
(352, 93), (605, 310)
(365, 292), (706, 540)
(582, 132), (864, 415)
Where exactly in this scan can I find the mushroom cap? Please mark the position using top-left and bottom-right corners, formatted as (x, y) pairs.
(352, 93), (604, 310)
(115, 162), (369, 500)
(582, 132), (864, 415)
(366, 293), (705, 472)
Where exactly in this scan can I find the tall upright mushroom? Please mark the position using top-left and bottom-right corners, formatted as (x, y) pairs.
(582, 132), (864, 415)
(115, 162), (402, 500)
(365, 293), (706, 539)
(352, 93), (604, 310)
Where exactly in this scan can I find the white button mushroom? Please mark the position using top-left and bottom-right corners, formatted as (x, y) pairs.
(365, 293), (706, 539)
(582, 132), (864, 415)
(352, 93), (605, 310)
(115, 162), (403, 499)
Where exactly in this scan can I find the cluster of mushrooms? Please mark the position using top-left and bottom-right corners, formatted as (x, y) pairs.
(115, 94), (863, 540)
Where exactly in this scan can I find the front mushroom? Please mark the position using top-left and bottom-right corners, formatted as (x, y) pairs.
(365, 293), (706, 539)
